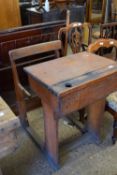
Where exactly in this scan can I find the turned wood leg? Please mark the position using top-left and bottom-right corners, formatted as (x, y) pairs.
(42, 100), (59, 166)
(87, 98), (105, 142)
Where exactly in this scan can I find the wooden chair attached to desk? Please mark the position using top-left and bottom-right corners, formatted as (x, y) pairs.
(9, 40), (62, 127)
(0, 21), (65, 114)
(24, 51), (117, 168)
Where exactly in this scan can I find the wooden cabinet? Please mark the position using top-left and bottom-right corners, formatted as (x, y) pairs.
(0, 0), (21, 30)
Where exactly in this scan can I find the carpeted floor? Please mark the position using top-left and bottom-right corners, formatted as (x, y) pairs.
(0, 107), (117, 175)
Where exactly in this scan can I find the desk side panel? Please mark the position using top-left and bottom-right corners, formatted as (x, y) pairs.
(59, 72), (117, 115)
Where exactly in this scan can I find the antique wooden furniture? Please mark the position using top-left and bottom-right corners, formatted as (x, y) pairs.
(93, 21), (117, 42)
(26, 5), (85, 24)
(19, 1), (37, 25)
(0, 96), (20, 159)
(37, 0), (86, 9)
(88, 38), (117, 144)
(100, 22), (117, 39)
(0, 0), (21, 30)
(9, 40), (62, 126)
(58, 22), (92, 56)
(24, 51), (117, 167)
(86, 0), (107, 24)
(0, 21), (65, 113)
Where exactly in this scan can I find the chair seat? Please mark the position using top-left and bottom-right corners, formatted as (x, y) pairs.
(106, 91), (117, 112)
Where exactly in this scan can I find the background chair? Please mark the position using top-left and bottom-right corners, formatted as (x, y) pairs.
(100, 22), (117, 39)
(92, 21), (117, 43)
(9, 40), (62, 127)
(58, 15), (92, 130)
(58, 22), (92, 56)
(87, 38), (117, 144)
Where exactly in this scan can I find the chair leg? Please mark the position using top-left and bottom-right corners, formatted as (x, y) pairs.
(17, 100), (29, 128)
(112, 119), (117, 144)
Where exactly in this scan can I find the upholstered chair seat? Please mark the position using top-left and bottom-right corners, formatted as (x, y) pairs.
(107, 92), (117, 112)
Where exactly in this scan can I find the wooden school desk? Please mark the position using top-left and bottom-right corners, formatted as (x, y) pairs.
(24, 51), (117, 168)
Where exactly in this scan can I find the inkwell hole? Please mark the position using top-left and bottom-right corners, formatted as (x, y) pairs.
(65, 83), (72, 88)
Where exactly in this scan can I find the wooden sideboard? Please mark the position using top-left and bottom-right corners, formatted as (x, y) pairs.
(26, 5), (85, 24)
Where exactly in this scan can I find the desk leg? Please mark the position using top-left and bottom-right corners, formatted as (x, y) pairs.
(88, 98), (105, 142)
(42, 100), (59, 167)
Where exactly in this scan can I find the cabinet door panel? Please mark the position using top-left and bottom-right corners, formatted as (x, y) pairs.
(0, 0), (21, 30)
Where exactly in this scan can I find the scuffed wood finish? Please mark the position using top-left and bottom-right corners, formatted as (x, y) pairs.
(88, 98), (105, 138)
(24, 52), (117, 166)
(0, 21), (65, 114)
(9, 40), (62, 126)
(42, 100), (59, 165)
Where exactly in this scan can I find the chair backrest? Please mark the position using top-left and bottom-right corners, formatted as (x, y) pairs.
(58, 22), (92, 56)
(100, 22), (117, 39)
(9, 40), (62, 94)
(87, 38), (117, 61)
